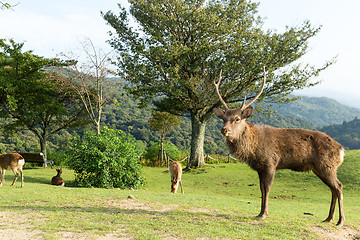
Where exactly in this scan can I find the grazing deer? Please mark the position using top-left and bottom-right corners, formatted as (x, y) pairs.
(170, 161), (184, 194)
(0, 153), (25, 188)
(51, 168), (65, 186)
(213, 67), (345, 226)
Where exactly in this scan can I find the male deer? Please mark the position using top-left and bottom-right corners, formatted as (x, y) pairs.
(51, 168), (65, 186)
(0, 153), (25, 188)
(169, 161), (184, 194)
(213, 67), (345, 226)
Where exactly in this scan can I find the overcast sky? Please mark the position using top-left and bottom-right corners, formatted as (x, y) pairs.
(1, 0), (359, 107)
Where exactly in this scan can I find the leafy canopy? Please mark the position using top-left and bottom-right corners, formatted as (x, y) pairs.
(103, 0), (334, 121)
(149, 111), (183, 140)
(0, 39), (88, 154)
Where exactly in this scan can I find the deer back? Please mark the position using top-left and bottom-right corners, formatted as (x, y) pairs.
(51, 168), (65, 186)
(0, 153), (25, 170)
(169, 161), (182, 193)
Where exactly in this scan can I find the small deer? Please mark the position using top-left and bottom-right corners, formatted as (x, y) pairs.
(213, 67), (345, 226)
(169, 161), (184, 194)
(0, 153), (25, 188)
(51, 168), (65, 186)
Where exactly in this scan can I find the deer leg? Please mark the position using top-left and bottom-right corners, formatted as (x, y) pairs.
(257, 170), (275, 219)
(323, 190), (337, 222)
(19, 168), (24, 188)
(313, 170), (345, 226)
(179, 180), (184, 194)
(336, 185), (345, 227)
(10, 170), (19, 186)
(0, 169), (5, 187)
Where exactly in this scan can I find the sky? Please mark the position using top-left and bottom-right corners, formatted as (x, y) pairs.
(1, 0), (359, 107)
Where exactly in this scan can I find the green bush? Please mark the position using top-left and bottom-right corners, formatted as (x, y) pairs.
(68, 127), (145, 189)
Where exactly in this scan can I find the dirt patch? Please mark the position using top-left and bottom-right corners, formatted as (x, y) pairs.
(0, 229), (44, 240)
(312, 225), (360, 240)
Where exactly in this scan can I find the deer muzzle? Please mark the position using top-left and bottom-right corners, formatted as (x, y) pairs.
(221, 127), (230, 136)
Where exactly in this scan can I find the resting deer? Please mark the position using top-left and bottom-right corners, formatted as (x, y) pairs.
(51, 168), (65, 186)
(170, 161), (184, 194)
(0, 153), (25, 188)
(213, 67), (345, 226)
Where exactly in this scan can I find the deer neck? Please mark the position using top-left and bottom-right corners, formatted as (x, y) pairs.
(226, 121), (258, 161)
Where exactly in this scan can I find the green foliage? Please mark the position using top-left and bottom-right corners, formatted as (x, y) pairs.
(0, 1), (13, 9)
(103, 0), (332, 117)
(320, 117), (360, 150)
(143, 140), (184, 162)
(68, 127), (145, 189)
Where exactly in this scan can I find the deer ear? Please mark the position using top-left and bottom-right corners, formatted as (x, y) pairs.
(241, 106), (253, 119)
(213, 108), (225, 119)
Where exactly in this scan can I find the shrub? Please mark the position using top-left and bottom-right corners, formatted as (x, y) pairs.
(68, 127), (145, 189)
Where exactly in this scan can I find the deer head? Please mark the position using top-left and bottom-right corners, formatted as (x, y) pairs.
(213, 67), (266, 139)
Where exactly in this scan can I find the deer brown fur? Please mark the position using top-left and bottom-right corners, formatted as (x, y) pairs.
(169, 161), (184, 194)
(213, 67), (345, 226)
(51, 168), (65, 186)
(0, 153), (25, 188)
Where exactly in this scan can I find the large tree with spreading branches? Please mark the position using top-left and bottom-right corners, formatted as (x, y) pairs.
(0, 39), (88, 160)
(103, 0), (334, 168)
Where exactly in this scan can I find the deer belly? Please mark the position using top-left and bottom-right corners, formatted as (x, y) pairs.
(277, 158), (312, 172)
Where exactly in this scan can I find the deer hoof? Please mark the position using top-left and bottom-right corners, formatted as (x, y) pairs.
(256, 214), (267, 219)
(336, 220), (344, 227)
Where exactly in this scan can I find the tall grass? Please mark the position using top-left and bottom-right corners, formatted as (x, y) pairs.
(0, 150), (359, 239)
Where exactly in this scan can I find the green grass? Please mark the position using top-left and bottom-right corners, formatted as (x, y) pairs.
(0, 150), (359, 239)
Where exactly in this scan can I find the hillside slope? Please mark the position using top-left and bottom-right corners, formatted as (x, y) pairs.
(277, 96), (360, 127)
(320, 117), (360, 149)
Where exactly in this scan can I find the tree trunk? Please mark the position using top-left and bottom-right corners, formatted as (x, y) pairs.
(96, 102), (102, 135)
(160, 136), (164, 165)
(39, 137), (47, 168)
(187, 114), (206, 169)
(96, 121), (101, 135)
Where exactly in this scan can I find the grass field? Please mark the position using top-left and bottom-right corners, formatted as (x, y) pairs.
(0, 150), (359, 239)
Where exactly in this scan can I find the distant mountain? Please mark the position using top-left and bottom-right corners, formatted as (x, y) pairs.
(276, 96), (360, 127)
(294, 88), (360, 109)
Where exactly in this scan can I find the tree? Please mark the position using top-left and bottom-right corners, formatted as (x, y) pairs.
(0, 39), (88, 161)
(102, 0), (334, 168)
(149, 111), (183, 164)
(59, 37), (116, 135)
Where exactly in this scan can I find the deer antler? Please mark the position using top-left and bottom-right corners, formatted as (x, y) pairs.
(214, 69), (229, 111)
(240, 66), (266, 111)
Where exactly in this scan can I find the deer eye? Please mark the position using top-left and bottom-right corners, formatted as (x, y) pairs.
(235, 117), (241, 123)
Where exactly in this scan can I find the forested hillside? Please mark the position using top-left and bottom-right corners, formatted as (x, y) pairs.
(320, 117), (360, 150)
(1, 89), (360, 161)
(277, 96), (360, 127)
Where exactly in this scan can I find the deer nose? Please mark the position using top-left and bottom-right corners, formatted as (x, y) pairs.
(221, 127), (229, 136)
